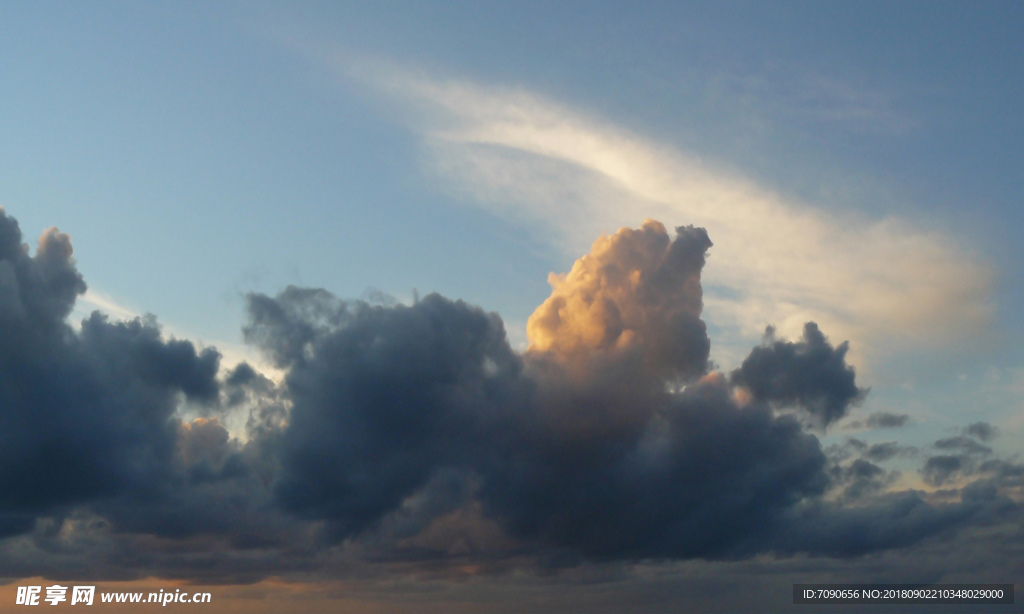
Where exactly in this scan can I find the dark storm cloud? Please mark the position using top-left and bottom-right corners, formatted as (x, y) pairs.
(0, 212), (83, 327)
(867, 411), (909, 429)
(74, 363), (306, 567)
(730, 323), (866, 428)
(0, 208), (221, 533)
(238, 223), (995, 564)
(479, 374), (829, 560)
(245, 288), (528, 538)
(230, 226), (834, 560)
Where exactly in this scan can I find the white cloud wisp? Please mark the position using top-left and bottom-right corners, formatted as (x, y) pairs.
(316, 56), (994, 371)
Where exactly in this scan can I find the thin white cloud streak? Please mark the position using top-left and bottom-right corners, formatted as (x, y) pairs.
(315, 55), (993, 370)
(79, 289), (138, 322)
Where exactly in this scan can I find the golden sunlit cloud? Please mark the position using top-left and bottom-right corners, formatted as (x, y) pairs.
(527, 220), (708, 377)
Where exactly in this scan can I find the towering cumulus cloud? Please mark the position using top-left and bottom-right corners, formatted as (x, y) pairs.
(527, 220), (711, 381)
(0, 209), (1020, 582)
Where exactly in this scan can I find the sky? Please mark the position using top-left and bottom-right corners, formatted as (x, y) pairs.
(1, 1), (1023, 612)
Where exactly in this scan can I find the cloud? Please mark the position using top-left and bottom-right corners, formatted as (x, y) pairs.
(235, 224), (833, 561)
(774, 488), (1004, 559)
(866, 411), (909, 429)
(72, 285), (285, 392)
(921, 456), (967, 487)
(829, 458), (896, 501)
(827, 438), (917, 465)
(934, 436), (992, 456)
(247, 286), (527, 539)
(863, 442), (917, 463)
(917, 433), (998, 488)
(730, 323), (866, 429)
(325, 59), (993, 369)
(964, 421), (999, 442)
(526, 220), (711, 381)
(0, 209), (1019, 586)
(704, 65), (919, 133)
(238, 221), (1007, 563)
(0, 208), (221, 531)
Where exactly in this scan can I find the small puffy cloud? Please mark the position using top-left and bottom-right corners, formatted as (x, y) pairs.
(922, 456), (966, 487)
(730, 323), (866, 428)
(867, 411), (909, 429)
(964, 421), (998, 442)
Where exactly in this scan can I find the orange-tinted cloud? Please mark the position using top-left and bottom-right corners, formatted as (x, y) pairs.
(527, 220), (710, 382)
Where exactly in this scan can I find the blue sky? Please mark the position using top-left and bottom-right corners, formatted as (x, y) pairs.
(1, 2), (1023, 609)
(5, 0), (1022, 422)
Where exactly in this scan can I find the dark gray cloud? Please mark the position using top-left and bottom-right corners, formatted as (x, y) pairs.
(828, 458), (896, 501)
(965, 421), (998, 442)
(934, 436), (992, 456)
(773, 483), (1016, 559)
(245, 288), (529, 538)
(0, 209), (221, 533)
(238, 224), (1004, 565)
(863, 441), (917, 462)
(826, 438), (916, 464)
(918, 436), (995, 488)
(730, 323), (866, 428)
(978, 459), (1024, 481)
(866, 411), (909, 429)
(922, 456), (966, 487)
(231, 227), (841, 561)
(479, 374), (829, 560)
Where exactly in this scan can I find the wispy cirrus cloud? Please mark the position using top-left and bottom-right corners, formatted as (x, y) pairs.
(312, 56), (993, 370)
(702, 63), (919, 134)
